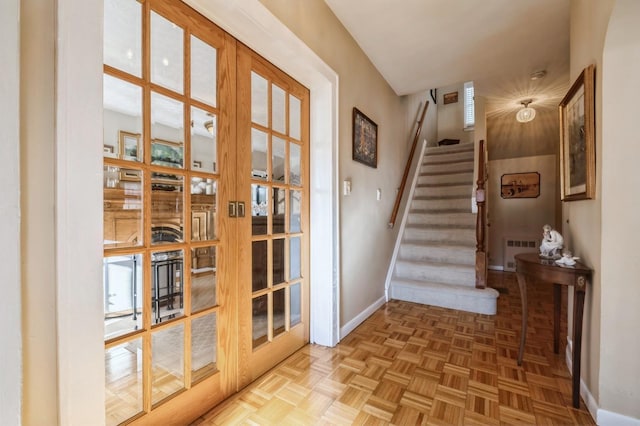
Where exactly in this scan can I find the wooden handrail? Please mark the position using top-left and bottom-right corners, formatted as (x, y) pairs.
(389, 100), (429, 228)
(475, 139), (487, 289)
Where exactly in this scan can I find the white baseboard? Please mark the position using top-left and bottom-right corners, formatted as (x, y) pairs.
(565, 338), (640, 426)
(339, 296), (385, 340)
(488, 265), (504, 271)
(597, 410), (640, 426)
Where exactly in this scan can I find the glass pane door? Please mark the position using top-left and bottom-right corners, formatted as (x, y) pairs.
(102, 1), (309, 423)
(236, 45), (310, 384)
(102, 0), (233, 424)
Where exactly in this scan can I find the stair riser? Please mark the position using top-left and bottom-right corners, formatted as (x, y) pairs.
(423, 151), (474, 165)
(399, 245), (475, 265)
(425, 144), (474, 155)
(418, 172), (473, 186)
(404, 227), (476, 244)
(389, 282), (498, 315)
(411, 198), (470, 211)
(414, 185), (471, 198)
(421, 161), (474, 175)
(407, 212), (475, 226)
(395, 262), (475, 286)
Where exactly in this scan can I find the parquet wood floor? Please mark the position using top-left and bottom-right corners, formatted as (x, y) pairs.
(193, 271), (595, 425)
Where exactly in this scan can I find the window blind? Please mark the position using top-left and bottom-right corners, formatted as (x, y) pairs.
(464, 81), (474, 130)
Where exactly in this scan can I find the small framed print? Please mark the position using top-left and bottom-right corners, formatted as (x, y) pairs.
(119, 131), (141, 161)
(443, 91), (458, 104)
(103, 144), (116, 157)
(352, 107), (377, 168)
(500, 172), (540, 199)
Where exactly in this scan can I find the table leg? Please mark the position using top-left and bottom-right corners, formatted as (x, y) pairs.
(516, 271), (528, 366)
(572, 276), (587, 408)
(553, 283), (561, 354)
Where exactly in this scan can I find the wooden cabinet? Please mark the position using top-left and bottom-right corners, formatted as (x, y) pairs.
(104, 187), (215, 246)
(104, 187), (142, 247)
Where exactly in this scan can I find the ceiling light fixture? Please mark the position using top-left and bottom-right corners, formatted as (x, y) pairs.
(204, 120), (215, 134)
(516, 99), (536, 123)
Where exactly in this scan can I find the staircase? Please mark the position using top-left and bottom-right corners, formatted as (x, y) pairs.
(388, 142), (499, 315)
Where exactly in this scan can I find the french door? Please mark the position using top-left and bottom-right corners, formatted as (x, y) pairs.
(102, 1), (309, 424)
(236, 44), (310, 386)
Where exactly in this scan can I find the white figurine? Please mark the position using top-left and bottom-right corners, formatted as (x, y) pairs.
(555, 251), (579, 266)
(539, 224), (564, 258)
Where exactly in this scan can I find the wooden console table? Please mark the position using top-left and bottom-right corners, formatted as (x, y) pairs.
(514, 252), (592, 408)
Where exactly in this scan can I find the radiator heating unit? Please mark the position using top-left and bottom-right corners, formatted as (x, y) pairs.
(503, 237), (540, 272)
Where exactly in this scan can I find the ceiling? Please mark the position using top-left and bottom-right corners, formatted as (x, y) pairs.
(323, 0), (571, 114)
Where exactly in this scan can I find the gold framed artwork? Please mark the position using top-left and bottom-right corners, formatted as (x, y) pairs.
(559, 64), (596, 201)
(151, 138), (183, 168)
(352, 107), (377, 168)
(119, 131), (141, 161)
(500, 172), (540, 199)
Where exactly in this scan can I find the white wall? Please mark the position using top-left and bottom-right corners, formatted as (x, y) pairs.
(565, 0), (615, 411)
(436, 82), (473, 145)
(488, 155), (557, 269)
(0, 0), (22, 423)
(487, 107), (560, 161)
(406, 89), (437, 147)
(600, 0), (640, 421)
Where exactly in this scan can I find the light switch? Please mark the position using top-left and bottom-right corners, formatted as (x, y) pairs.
(376, 188), (381, 200)
(343, 180), (351, 196)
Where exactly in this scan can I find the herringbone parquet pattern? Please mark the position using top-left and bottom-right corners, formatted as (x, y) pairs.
(194, 271), (595, 425)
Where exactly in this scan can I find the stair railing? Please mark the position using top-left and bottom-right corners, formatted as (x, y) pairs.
(389, 100), (429, 228)
(475, 139), (488, 289)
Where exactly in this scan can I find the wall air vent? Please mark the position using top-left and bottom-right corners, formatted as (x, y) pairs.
(503, 237), (539, 272)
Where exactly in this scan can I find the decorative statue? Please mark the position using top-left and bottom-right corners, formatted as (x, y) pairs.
(555, 251), (578, 266)
(539, 224), (564, 258)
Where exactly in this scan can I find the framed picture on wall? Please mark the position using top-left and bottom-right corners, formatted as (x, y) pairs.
(151, 138), (183, 168)
(559, 64), (596, 201)
(500, 172), (540, 199)
(119, 131), (141, 161)
(352, 107), (378, 168)
(443, 91), (458, 104)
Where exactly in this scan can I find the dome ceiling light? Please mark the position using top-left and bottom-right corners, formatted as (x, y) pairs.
(516, 99), (536, 123)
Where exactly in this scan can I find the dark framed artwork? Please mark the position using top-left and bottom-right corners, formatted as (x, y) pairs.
(352, 107), (377, 168)
(443, 91), (458, 104)
(500, 172), (540, 199)
(559, 64), (595, 201)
